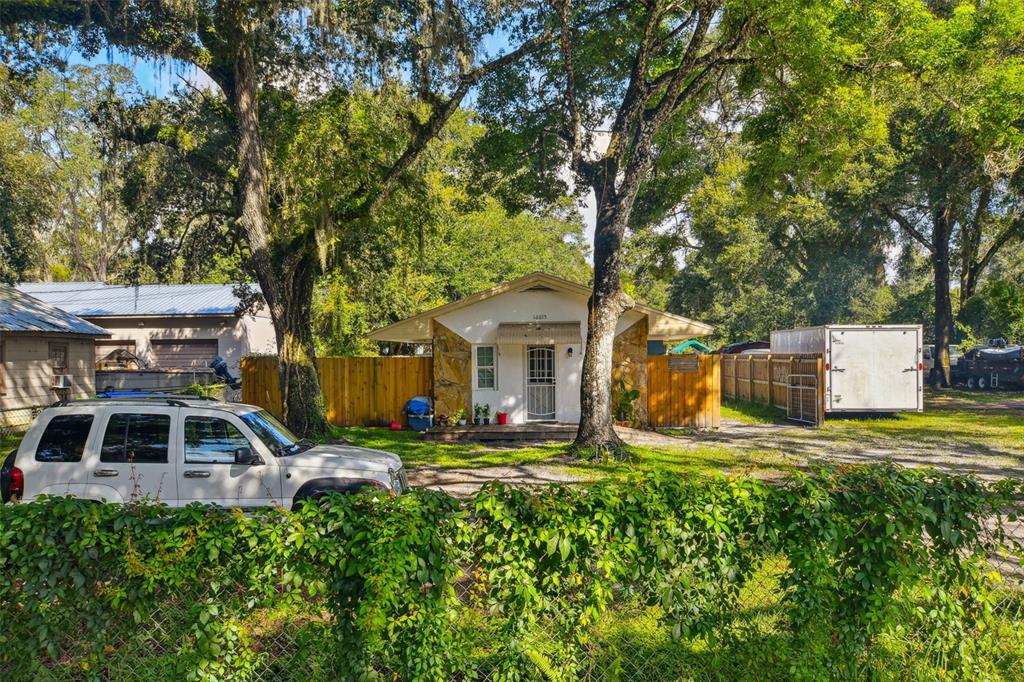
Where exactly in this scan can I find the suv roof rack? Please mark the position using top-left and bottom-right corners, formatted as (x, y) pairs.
(51, 394), (221, 408)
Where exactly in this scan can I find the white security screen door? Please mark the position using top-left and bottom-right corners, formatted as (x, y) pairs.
(526, 346), (556, 421)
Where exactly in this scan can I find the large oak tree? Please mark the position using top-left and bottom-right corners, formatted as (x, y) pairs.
(477, 0), (881, 448)
(2, 0), (552, 435)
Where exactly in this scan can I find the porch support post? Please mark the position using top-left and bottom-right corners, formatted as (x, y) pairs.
(432, 321), (473, 421)
(611, 317), (649, 426)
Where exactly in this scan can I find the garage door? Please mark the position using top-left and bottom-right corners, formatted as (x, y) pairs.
(151, 339), (219, 369)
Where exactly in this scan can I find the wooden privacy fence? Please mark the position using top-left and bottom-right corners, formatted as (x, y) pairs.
(646, 354), (720, 429)
(720, 353), (824, 425)
(241, 356), (433, 426)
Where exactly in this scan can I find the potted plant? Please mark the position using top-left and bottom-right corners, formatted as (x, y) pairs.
(453, 409), (467, 426)
(473, 403), (483, 425)
(481, 403), (491, 425)
(495, 411), (509, 425)
(613, 379), (641, 426)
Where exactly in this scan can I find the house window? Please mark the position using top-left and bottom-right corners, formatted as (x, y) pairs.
(48, 342), (69, 374)
(476, 346), (496, 389)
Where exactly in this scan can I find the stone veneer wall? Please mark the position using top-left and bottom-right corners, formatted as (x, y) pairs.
(432, 321), (473, 421)
(612, 317), (649, 426)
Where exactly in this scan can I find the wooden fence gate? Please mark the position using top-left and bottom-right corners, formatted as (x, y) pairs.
(720, 353), (824, 425)
(647, 354), (720, 429)
(241, 356), (433, 426)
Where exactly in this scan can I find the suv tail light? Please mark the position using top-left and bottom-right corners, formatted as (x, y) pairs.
(9, 467), (23, 500)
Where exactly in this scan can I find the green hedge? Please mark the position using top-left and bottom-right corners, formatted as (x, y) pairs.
(0, 465), (1021, 681)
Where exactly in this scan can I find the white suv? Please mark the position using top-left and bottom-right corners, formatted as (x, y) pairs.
(1, 396), (408, 508)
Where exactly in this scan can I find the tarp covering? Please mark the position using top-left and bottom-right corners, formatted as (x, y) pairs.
(496, 321), (582, 345)
(976, 346), (1023, 361)
(671, 339), (711, 354)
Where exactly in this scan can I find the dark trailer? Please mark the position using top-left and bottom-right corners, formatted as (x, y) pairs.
(955, 344), (1024, 390)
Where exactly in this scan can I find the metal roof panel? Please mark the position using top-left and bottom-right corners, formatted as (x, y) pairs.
(16, 282), (245, 317)
(0, 285), (110, 335)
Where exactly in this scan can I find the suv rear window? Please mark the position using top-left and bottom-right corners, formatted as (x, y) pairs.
(101, 413), (171, 464)
(35, 414), (95, 462)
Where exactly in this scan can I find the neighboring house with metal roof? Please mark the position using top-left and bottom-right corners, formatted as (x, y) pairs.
(1, 285), (110, 419)
(368, 271), (713, 425)
(16, 283), (277, 380)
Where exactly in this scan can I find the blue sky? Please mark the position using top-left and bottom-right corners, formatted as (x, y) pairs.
(66, 46), (203, 97)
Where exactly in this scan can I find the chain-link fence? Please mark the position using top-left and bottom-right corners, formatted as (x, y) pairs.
(2, 509), (1022, 681)
(1, 406), (42, 453)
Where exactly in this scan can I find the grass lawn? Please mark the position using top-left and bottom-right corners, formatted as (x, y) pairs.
(332, 425), (793, 481)
(717, 394), (1024, 477)
(927, 387), (1024, 407)
(822, 409), (1024, 458)
(721, 401), (788, 425)
(723, 397), (1023, 458)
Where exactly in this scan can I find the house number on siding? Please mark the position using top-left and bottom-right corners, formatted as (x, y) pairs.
(533, 314), (548, 320)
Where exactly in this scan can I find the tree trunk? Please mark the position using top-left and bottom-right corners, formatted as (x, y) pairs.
(931, 212), (953, 388)
(230, 39), (328, 436)
(277, 247), (329, 437)
(575, 201), (632, 451)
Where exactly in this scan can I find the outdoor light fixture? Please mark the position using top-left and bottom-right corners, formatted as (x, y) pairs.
(567, 347), (574, 357)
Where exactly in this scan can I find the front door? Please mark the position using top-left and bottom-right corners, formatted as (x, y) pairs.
(526, 345), (556, 421)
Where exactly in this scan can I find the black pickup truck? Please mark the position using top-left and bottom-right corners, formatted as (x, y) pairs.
(953, 344), (1024, 390)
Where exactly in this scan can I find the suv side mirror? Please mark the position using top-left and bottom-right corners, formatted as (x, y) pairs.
(234, 447), (262, 465)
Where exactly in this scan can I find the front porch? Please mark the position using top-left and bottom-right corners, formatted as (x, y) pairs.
(422, 422), (578, 443)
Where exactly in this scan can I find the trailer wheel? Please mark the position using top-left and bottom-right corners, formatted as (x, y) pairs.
(966, 376), (977, 390)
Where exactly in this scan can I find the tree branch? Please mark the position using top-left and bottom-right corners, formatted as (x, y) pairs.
(881, 204), (933, 252)
(977, 215), (1024, 276)
(558, 0), (588, 180)
(367, 28), (554, 215)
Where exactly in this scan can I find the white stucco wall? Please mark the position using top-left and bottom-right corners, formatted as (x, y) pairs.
(438, 289), (643, 424)
(84, 312), (277, 377)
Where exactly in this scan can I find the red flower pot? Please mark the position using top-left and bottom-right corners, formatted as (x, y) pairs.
(496, 412), (509, 425)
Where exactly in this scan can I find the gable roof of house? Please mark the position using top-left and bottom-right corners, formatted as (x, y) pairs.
(0, 285), (110, 336)
(16, 282), (245, 318)
(367, 271), (714, 343)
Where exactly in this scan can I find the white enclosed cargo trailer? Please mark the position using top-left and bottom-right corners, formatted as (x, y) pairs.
(770, 325), (924, 413)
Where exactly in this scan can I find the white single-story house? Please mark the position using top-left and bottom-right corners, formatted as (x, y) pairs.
(368, 272), (713, 425)
(16, 282), (277, 378)
(1, 285), (110, 421)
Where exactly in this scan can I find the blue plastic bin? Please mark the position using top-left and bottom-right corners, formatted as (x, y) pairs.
(407, 414), (434, 432)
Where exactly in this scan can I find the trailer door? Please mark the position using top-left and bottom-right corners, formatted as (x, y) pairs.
(829, 328), (920, 411)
